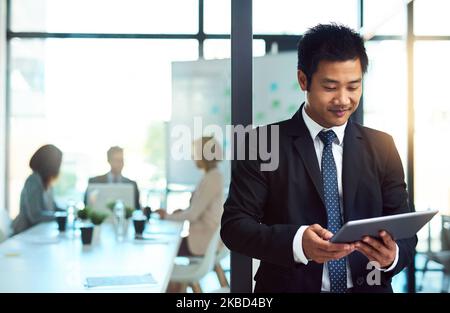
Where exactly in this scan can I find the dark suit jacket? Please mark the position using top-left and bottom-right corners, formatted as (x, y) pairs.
(221, 106), (417, 293)
(84, 173), (141, 210)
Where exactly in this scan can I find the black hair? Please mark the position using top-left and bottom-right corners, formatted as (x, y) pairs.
(297, 23), (368, 90)
(29, 144), (63, 189)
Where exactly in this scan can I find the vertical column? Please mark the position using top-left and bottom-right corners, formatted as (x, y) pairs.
(406, 0), (416, 293)
(353, 0), (364, 125)
(198, 0), (205, 58)
(230, 0), (253, 293)
(0, 0), (8, 209)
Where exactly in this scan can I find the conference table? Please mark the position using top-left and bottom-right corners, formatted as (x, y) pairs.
(0, 217), (184, 292)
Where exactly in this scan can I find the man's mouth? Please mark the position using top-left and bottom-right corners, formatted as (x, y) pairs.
(329, 108), (350, 118)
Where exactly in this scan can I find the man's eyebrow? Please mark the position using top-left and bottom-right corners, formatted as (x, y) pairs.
(320, 78), (362, 84)
(321, 78), (339, 84)
(348, 78), (362, 84)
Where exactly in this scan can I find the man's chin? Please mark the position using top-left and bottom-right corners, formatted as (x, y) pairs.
(326, 115), (350, 127)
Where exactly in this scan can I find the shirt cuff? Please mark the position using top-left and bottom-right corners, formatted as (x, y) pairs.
(293, 225), (310, 265)
(378, 243), (400, 272)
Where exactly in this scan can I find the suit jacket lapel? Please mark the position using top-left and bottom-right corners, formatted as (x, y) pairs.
(342, 121), (362, 223)
(287, 105), (325, 206)
(101, 174), (109, 183)
(288, 105), (363, 221)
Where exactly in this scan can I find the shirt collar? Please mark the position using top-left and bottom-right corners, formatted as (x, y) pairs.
(301, 105), (347, 145)
(107, 172), (122, 183)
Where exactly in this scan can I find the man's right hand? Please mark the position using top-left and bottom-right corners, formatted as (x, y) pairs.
(302, 224), (355, 264)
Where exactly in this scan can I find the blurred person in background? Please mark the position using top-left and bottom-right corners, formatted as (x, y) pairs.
(157, 136), (224, 292)
(158, 136), (224, 256)
(12, 144), (63, 234)
(84, 146), (141, 210)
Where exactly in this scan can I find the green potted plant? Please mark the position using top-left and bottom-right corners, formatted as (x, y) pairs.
(77, 207), (91, 221)
(106, 201), (117, 211)
(89, 210), (109, 244)
(125, 207), (135, 219)
(77, 207), (109, 244)
(89, 210), (109, 226)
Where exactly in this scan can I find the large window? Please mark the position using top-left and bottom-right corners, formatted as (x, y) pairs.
(253, 0), (358, 34)
(11, 0), (199, 34)
(204, 0), (231, 34)
(0, 1), (6, 209)
(414, 41), (450, 251)
(363, 0), (406, 36)
(363, 40), (407, 169)
(203, 39), (265, 59)
(205, 0), (359, 35)
(8, 38), (198, 217)
(414, 0), (450, 36)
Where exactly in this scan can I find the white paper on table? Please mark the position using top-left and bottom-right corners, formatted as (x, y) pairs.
(132, 236), (171, 244)
(144, 229), (179, 235)
(22, 235), (60, 244)
(85, 273), (157, 288)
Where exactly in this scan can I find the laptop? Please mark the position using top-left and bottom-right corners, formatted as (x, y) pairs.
(86, 183), (135, 213)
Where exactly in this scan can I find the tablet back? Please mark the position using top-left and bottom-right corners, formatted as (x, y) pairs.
(330, 210), (439, 243)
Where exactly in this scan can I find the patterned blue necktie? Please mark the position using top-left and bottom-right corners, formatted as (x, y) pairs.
(318, 130), (347, 293)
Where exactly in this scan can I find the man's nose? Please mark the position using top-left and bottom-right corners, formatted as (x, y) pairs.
(333, 89), (351, 106)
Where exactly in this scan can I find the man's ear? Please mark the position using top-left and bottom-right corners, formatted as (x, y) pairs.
(297, 70), (308, 91)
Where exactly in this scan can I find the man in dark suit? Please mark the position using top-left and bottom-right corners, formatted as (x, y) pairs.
(221, 24), (417, 293)
(85, 146), (141, 210)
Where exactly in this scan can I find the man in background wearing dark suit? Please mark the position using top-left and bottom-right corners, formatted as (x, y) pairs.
(221, 24), (417, 293)
(85, 146), (140, 209)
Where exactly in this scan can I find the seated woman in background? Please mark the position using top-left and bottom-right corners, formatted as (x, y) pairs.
(12, 144), (63, 235)
(157, 136), (224, 257)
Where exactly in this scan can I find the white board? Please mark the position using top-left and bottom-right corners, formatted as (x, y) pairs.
(169, 52), (305, 187)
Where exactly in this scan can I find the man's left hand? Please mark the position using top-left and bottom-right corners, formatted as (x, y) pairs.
(355, 230), (397, 269)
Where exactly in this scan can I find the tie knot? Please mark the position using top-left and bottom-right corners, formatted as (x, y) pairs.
(318, 130), (337, 146)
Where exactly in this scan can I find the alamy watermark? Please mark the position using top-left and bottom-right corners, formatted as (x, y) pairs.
(171, 117), (280, 171)
(366, 261), (382, 286)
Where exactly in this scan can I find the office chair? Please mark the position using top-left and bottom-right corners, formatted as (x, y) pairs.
(214, 243), (230, 288)
(170, 228), (221, 293)
(419, 214), (450, 292)
(0, 209), (12, 243)
(0, 230), (4, 243)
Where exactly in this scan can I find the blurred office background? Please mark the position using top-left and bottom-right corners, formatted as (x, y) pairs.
(0, 0), (449, 293)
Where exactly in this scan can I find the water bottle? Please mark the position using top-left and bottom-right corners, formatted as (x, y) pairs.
(66, 201), (76, 237)
(67, 205), (74, 229)
(114, 200), (126, 241)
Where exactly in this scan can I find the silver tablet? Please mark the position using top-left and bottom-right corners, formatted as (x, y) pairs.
(330, 210), (439, 243)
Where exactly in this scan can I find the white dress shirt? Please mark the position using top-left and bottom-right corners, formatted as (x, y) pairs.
(292, 105), (399, 292)
(107, 172), (123, 183)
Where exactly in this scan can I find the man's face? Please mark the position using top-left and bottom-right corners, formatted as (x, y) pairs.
(298, 59), (363, 128)
(108, 151), (124, 175)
